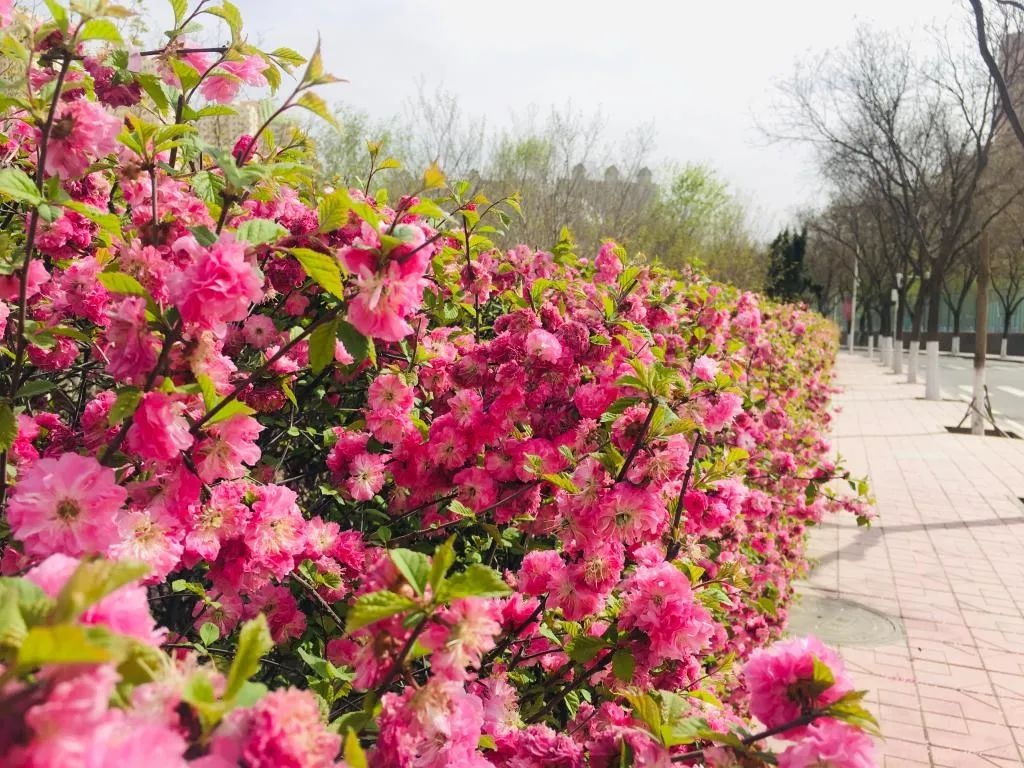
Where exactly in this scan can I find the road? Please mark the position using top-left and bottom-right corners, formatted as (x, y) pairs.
(935, 356), (1024, 431)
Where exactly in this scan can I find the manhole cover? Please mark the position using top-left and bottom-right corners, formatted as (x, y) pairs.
(787, 592), (904, 646)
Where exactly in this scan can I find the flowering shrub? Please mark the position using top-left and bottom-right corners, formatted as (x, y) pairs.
(0, 2), (876, 766)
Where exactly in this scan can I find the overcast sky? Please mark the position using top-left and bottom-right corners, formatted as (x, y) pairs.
(164, 0), (974, 233)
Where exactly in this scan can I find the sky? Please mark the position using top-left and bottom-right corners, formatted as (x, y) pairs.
(153, 0), (974, 234)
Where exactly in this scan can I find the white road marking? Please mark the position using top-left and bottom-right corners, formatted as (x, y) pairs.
(996, 386), (1024, 398)
(958, 385), (973, 393)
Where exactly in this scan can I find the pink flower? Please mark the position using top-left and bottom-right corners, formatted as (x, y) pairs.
(345, 451), (387, 501)
(594, 241), (623, 283)
(703, 392), (743, 432)
(777, 720), (877, 768)
(168, 235), (263, 336)
(492, 724), (585, 767)
(26, 554), (165, 644)
(196, 414), (263, 482)
(8, 453), (126, 557)
(109, 507), (184, 583)
(619, 562), (716, 663)
(376, 679), (491, 768)
(525, 328), (562, 363)
(368, 373), (415, 412)
(693, 355), (719, 382)
(0, 259), (49, 302)
(200, 55), (270, 104)
(247, 484), (307, 581)
(518, 549), (565, 595)
(184, 481), (250, 563)
(742, 636), (854, 731)
(0, 0), (13, 27)
(102, 295), (160, 383)
(453, 466), (498, 512)
(242, 314), (280, 349)
(342, 232), (434, 342)
(592, 485), (666, 544)
(204, 688), (340, 768)
(126, 392), (194, 462)
(43, 99), (121, 177)
(420, 598), (502, 679)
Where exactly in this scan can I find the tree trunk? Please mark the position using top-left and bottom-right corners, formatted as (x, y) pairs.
(925, 272), (942, 342)
(973, 234), (989, 435)
(924, 273), (943, 400)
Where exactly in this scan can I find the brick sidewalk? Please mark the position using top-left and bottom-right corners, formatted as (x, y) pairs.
(801, 353), (1024, 767)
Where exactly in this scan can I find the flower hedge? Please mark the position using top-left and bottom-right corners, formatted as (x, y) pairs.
(0, 2), (876, 767)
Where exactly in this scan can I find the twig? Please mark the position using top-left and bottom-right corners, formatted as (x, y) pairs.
(665, 432), (703, 561)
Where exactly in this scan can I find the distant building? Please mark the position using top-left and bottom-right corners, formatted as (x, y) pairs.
(196, 99), (276, 149)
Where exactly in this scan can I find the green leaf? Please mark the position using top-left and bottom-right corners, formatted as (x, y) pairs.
(97, 271), (148, 298)
(225, 614), (274, 700)
(346, 590), (417, 632)
(0, 403), (17, 452)
(0, 168), (42, 206)
(409, 199), (446, 219)
(80, 18), (123, 43)
(196, 374), (218, 412)
(542, 472), (579, 494)
(206, 1), (242, 41)
(199, 622), (220, 646)
(308, 317), (339, 375)
(205, 398), (257, 426)
(63, 201), (123, 241)
(389, 549), (430, 597)
(827, 690), (882, 736)
(317, 190), (353, 233)
(624, 691), (663, 739)
(290, 248), (345, 300)
(296, 91), (339, 129)
(428, 536), (457, 592)
(343, 730), (368, 768)
(438, 564), (510, 601)
(235, 218), (287, 246)
(423, 163), (446, 190)
(169, 0), (188, 25)
(17, 624), (115, 668)
(269, 47), (306, 70)
(43, 0), (68, 31)
(0, 583), (28, 650)
(568, 635), (607, 664)
(336, 320), (373, 364)
(108, 388), (142, 427)
(51, 559), (150, 624)
(300, 37), (344, 87)
(612, 649), (635, 682)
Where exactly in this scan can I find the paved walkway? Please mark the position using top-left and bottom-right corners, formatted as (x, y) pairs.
(801, 353), (1024, 767)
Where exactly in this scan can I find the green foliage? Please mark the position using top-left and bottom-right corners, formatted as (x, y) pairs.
(765, 227), (811, 302)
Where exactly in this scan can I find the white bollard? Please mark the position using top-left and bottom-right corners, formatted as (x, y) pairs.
(893, 339), (903, 374)
(1001, 337), (1008, 360)
(881, 336), (891, 367)
(925, 340), (941, 400)
(907, 340), (920, 383)
(952, 336), (960, 355)
(867, 335), (874, 360)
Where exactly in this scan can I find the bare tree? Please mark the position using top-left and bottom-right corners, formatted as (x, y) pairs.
(776, 25), (1022, 396)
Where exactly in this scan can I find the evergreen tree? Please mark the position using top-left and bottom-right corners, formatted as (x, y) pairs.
(765, 227), (810, 302)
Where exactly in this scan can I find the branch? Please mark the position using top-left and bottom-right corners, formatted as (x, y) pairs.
(970, 0), (1024, 152)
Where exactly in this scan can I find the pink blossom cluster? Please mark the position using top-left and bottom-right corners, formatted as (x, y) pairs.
(0, 3), (876, 767)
